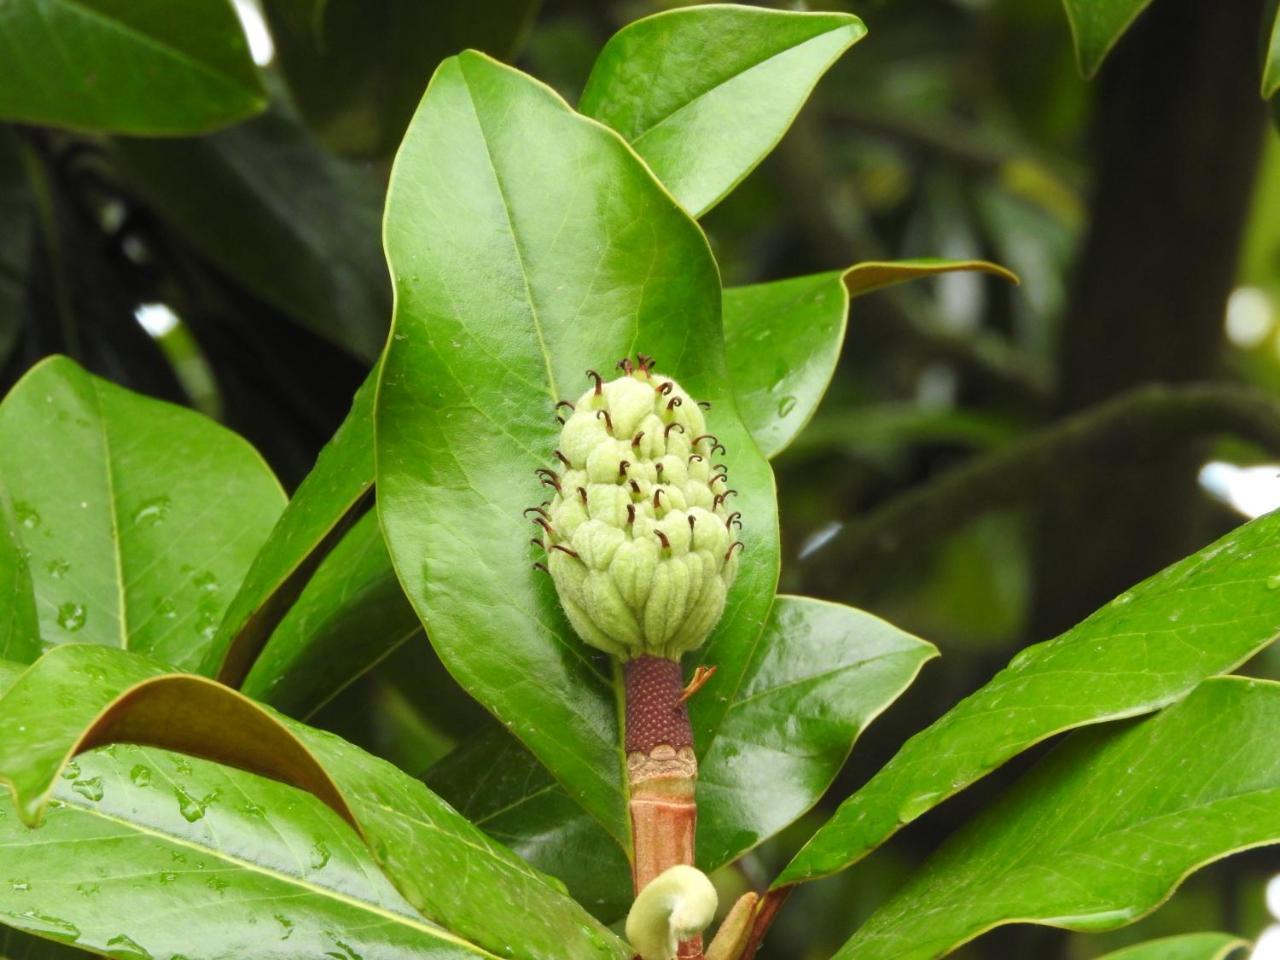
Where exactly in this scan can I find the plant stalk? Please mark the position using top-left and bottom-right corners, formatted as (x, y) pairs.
(625, 655), (701, 959)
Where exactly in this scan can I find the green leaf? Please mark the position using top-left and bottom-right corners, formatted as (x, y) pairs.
(241, 509), (422, 719)
(0, 744), (493, 959)
(0, 644), (628, 960)
(724, 260), (1018, 459)
(375, 52), (779, 845)
(111, 103), (390, 360)
(1265, 0), (1280, 98)
(0, 357), (285, 673)
(203, 371), (375, 684)
(0, 491), (39, 665)
(1095, 934), (1248, 960)
(695, 596), (936, 869)
(0, 0), (265, 135)
(837, 677), (1280, 959)
(778, 509), (1280, 886)
(579, 5), (865, 217)
(1062, 0), (1156, 78)
(427, 729), (634, 922)
(263, 0), (540, 158)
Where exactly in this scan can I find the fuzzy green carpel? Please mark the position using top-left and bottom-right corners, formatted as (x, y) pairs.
(535, 360), (742, 661)
(626, 864), (719, 960)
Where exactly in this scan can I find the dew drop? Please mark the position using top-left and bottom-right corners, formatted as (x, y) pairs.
(274, 914), (295, 940)
(1111, 591), (1135, 607)
(56, 602), (86, 633)
(1267, 574), (1280, 590)
(777, 395), (797, 417)
(105, 933), (153, 959)
(310, 840), (331, 870)
(17, 910), (80, 942)
(71, 777), (104, 802)
(173, 786), (216, 823)
(130, 765), (151, 787)
(45, 559), (69, 580)
(75, 882), (100, 897)
(897, 790), (943, 823)
(8, 879), (30, 892)
(131, 496), (171, 526)
(60, 761), (80, 781)
(13, 503), (39, 530)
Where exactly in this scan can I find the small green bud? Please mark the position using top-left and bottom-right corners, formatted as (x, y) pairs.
(534, 359), (742, 660)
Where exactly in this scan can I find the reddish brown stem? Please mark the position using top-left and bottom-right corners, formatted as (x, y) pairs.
(625, 656), (702, 959)
(741, 886), (792, 959)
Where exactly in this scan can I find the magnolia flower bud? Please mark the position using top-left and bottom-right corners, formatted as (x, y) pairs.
(533, 358), (742, 660)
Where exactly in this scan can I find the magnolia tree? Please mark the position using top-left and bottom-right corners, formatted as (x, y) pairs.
(0, 5), (1279, 960)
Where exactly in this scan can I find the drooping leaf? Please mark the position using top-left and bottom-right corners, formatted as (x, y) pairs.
(241, 509), (421, 719)
(111, 103), (391, 361)
(579, 5), (865, 217)
(695, 596), (936, 869)
(0, 0), (265, 135)
(1095, 934), (1248, 960)
(375, 51), (779, 845)
(427, 729), (634, 922)
(203, 370), (375, 684)
(0, 744), (490, 960)
(0, 357), (285, 673)
(1061, 0), (1157, 78)
(263, 0), (540, 158)
(0, 644), (628, 960)
(723, 260), (1018, 459)
(838, 678), (1280, 959)
(778, 509), (1280, 886)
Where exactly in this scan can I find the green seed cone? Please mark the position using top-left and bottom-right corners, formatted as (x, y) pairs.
(537, 361), (741, 660)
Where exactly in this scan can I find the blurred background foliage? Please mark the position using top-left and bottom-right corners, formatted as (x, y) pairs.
(4, 0), (1280, 956)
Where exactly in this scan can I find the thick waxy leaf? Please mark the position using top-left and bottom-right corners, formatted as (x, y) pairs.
(0, 0), (265, 135)
(779, 509), (1280, 886)
(1062, 0), (1156, 77)
(242, 510), (422, 718)
(695, 596), (935, 869)
(376, 52), (779, 844)
(839, 678), (1280, 959)
(579, 6), (865, 217)
(0, 644), (629, 960)
(0, 744), (489, 960)
(264, 0), (540, 158)
(204, 371), (375, 684)
(724, 260), (1018, 459)
(0, 493), (39, 664)
(112, 105), (390, 360)
(0, 357), (284, 673)
(1096, 934), (1247, 960)
(427, 729), (633, 921)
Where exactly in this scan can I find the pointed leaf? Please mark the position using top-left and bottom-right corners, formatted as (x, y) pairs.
(695, 596), (935, 868)
(839, 678), (1280, 959)
(1062, 0), (1157, 78)
(1096, 934), (1248, 960)
(1265, 1), (1280, 98)
(779, 509), (1280, 886)
(375, 52), (779, 845)
(0, 644), (628, 960)
(724, 260), (1017, 459)
(204, 370), (375, 684)
(0, 0), (265, 135)
(579, 6), (865, 217)
(0, 744), (491, 959)
(0, 357), (285, 673)
(241, 510), (421, 718)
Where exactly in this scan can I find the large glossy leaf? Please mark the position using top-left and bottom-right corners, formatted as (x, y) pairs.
(1061, 0), (1156, 77)
(778, 509), (1280, 886)
(111, 103), (390, 360)
(241, 510), (421, 719)
(579, 5), (865, 218)
(694, 596), (935, 869)
(838, 677), (1280, 959)
(0, 644), (628, 960)
(264, 0), (540, 158)
(375, 51), (779, 845)
(427, 729), (634, 922)
(0, 492), (39, 665)
(0, 357), (284, 673)
(0, 744), (489, 959)
(203, 370), (375, 684)
(723, 260), (1018, 459)
(0, 0), (265, 135)
(1265, 2), (1280, 98)
(1097, 934), (1248, 960)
